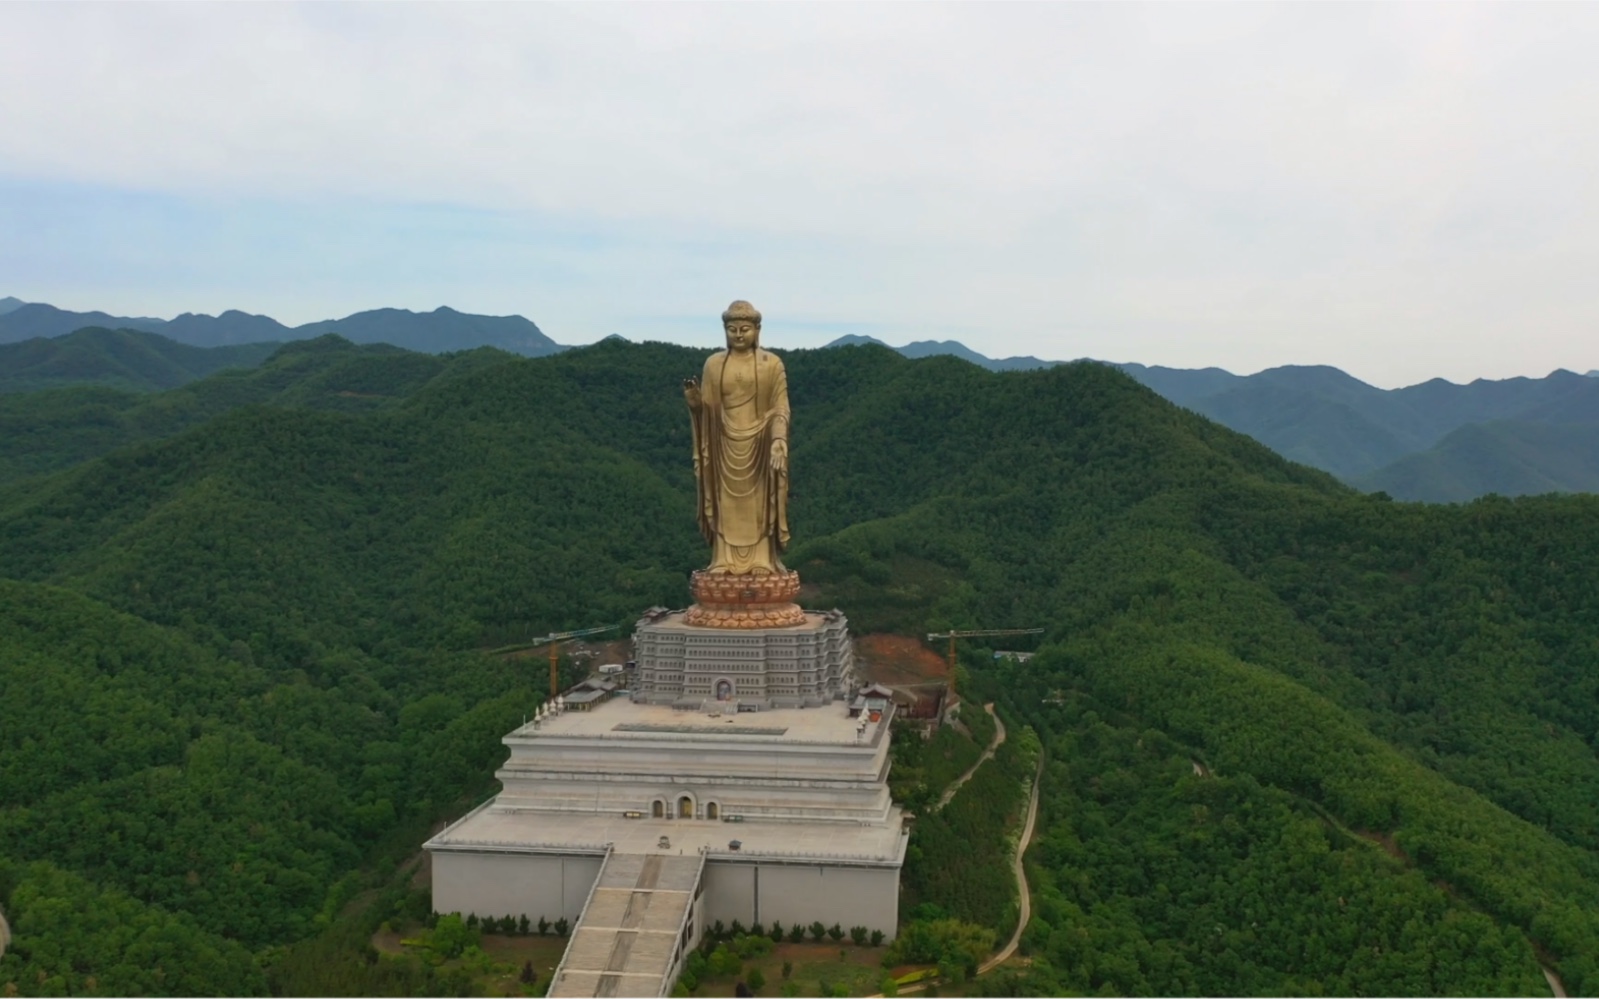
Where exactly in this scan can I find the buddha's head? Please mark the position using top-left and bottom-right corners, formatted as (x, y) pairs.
(722, 300), (761, 353)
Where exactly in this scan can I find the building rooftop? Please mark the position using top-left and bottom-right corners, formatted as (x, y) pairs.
(520, 694), (884, 747)
(428, 801), (908, 866)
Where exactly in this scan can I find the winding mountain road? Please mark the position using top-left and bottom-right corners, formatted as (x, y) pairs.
(978, 751), (1043, 976)
(876, 719), (1043, 998)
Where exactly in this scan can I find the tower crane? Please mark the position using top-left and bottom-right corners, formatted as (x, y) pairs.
(529, 624), (619, 698)
(925, 628), (1044, 696)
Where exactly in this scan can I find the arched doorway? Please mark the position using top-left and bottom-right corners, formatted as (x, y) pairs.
(652, 799), (665, 818)
(715, 679), (733, 701)
(706, 802), (719, 821)
(678, 796), (693, 819)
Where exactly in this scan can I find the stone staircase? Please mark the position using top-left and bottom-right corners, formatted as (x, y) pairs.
(547, 851), (704, 998)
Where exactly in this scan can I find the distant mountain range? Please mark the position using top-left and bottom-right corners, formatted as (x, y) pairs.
(1357, 421), (1599, 502)
(824, 334), (1599, 502)
(0, 299), (561, 356)
(1, 299), (1593, 502)
(824, 334), (1057, 372)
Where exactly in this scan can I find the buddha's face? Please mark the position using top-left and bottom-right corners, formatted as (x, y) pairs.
(725, 320), (759, 352)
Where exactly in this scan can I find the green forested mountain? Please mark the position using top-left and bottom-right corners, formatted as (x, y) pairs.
(0, 335), (510, 488)
(1117, 362), (1599, 486)
(0, 327), (279, 395)
(1360, 420), (1599, 501)
(1, 341), (1597, 996)
(823, 337), (1599, 498)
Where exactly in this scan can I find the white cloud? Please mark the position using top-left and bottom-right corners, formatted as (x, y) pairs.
(3, 2), (1599, 385)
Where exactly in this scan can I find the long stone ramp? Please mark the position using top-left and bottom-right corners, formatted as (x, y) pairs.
(548, 851), (705, 998)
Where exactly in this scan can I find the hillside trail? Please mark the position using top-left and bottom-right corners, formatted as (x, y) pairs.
(978, 750), (1044, 976)
(935, 704), (1004, 811)
(873, 719), (1043, 998)
(882, 744), (1568, 997)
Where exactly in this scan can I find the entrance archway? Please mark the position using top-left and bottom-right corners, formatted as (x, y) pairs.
(678, 796), (694, 819)
(652, 799), (664, 818)
(716, 679), (733, 700)
(706, 802), (719, 821)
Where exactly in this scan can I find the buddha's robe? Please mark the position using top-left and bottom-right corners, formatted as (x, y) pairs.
(689, 346), (790, 575)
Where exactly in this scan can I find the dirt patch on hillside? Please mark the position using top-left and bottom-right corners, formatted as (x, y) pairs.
(1356, 830), (1411, 863)
(855, 634), (949, 686)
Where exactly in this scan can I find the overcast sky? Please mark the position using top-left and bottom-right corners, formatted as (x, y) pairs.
(3, 3), (1597, 387)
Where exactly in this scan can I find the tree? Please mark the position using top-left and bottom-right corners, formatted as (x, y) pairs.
(938, 955), (966, 986)
(708, 945), (742, 978)
(431, 913), (478, 959)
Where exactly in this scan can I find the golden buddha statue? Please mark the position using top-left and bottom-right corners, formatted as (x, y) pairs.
(683, 300), (790, 575)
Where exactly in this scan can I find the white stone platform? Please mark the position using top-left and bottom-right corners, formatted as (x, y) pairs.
(426, 642), (906, 998)
(429, 800), (907, 863)
(488, 696), (897, 826)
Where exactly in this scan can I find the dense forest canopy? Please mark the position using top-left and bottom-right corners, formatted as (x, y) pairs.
(1, 337), (1596, 995)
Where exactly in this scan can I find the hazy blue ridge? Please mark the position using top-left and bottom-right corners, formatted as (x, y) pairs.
(0, 296), (27, 316)
(1187, 382), (1416, 480)
(1357, 421), (1599, 502)
(162, 309), (293, 346)
(0, 304), (168, 341)
(1112, 361), (1242, 405)
(0, 300), (563, 356)
(822, 334), (1059, 372)
(292, 306), (561, 356)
